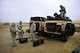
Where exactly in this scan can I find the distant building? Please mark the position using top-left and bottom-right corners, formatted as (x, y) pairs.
(0, 22), (2, 25)
(3, 22), (10, 25)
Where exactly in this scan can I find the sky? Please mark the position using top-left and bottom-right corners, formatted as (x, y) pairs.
(0, 0), (80, 23)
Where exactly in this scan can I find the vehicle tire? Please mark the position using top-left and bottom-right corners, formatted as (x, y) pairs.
(38, 30), (46, 36)
(65, 23), (75, 36)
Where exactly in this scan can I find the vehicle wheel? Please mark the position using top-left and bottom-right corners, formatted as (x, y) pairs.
(65, 23), (75, 36)
(37, 30), (45, 36)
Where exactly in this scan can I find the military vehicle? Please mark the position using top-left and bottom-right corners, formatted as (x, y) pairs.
(28, 15), (75, 42)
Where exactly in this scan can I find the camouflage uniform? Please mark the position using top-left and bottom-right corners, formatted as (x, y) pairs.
(60, 5), (66, 19)
(30, 21), (36, 42)
(10, 23), (18, 47)
(18, 21), (23, 39)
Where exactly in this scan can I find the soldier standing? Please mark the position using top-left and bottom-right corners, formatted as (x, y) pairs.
(30, 20), (36, 42)
(18, 21), (24, 39)
(59, 5), (66, 19)
(10, 23), (18, 47)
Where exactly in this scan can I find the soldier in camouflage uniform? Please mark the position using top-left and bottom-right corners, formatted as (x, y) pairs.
(18, 21), (24, 39)
(59, 5), (66, 19)
(10, 23), (18, 47)
(30, 20), (36, 42)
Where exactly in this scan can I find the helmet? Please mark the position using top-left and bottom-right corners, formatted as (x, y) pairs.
(11, 23), (15, 27)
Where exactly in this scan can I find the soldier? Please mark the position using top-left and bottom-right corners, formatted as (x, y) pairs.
(18, 21), (24, 39)
(54, 13), (61, 20)
(10, 23), (18, 47)
(30, 20), (36, 42)
(59, 5), (66, 19)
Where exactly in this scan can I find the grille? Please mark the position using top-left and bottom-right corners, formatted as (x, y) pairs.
(46, 23), (56, 32)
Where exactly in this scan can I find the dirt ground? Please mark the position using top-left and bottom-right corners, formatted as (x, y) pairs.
(0, 24), (80, 53)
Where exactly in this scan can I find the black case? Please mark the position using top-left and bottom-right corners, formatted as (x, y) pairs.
(33, 39), (44, 47)
(19, 38), (28, 43)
